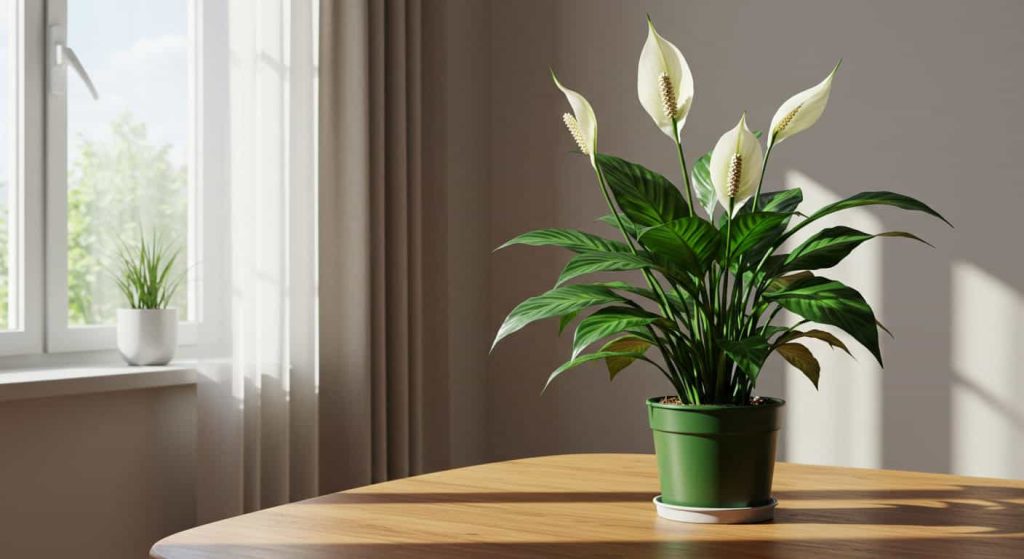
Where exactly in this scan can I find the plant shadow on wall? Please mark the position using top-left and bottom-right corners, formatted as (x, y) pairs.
(774, 175), (1024, 478)
(946, 262), (1024, 479)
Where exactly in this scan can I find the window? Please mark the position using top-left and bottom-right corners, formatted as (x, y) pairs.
(0, 0), (201, 357)
(64, 0), (191, 327)
(0, 0), (14, 330)
(0, 0), (43, 356)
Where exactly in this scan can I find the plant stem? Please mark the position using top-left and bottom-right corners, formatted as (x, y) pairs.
(773, 319), (810, 340)
(751, 140), (774, 213)
(722, 199), (735, 329)
(661, 126), (708, 397)
(759, 304), (786, 333)
(593, 164), (698, 395)
(712, 199), (736, 399)
(715, 351), (727, 401)
(738, 139), (776, 324)
(669, 131), (716, 397)
(593, 166), (674, 316)
(671, 122), (696, 217)
(644, 325), (686, 393)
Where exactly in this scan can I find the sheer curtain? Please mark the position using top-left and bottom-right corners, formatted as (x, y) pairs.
(194, 0), (452, 522)
(195, 0), (319, 522)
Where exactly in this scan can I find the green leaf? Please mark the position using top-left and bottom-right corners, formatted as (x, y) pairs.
(601, 336), (653, 380)
(622, 328), (656, 344)
(763, 276), (882, 365)
(720, 335), (771, 381)
(761, 325), (790, 339)
(493, 285), (624, 350)
(543, 347), (648, 392)
(775, 343), (821, 388)
(784, 226), (930, 272)
(723, 195), (798, 274)
(558, 311), (579, 335)
(497, 228), (629, 254)
(690, 153), (716, 218)
(726, 212), (790, 258)
(572, 307), (660, 358)
(597, 214), (640, 237)
(766, 271), (814, 293)
(592, 280), (658, 300)
(115, 232), (184, 310)
(596, 153), (689, 227)
(789, 191), (951, 240)
(556, 251), (656, 286)
(594, 281), (694, 315)
(740, 188), (804, 215)
(638, 217), (721, 276)
(775, 329), (853, 357)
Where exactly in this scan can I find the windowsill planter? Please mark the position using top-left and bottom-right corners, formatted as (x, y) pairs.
(117, 308), (178, 366)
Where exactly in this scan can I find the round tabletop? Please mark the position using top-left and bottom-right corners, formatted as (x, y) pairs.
(152, 453), (1024, 558)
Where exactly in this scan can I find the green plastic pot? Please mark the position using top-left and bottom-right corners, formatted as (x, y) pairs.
(647, 396), (785, 508)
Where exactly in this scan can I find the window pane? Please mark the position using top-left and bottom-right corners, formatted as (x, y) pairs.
(66, 0), (189, 326)
(0, 1), (13, 331)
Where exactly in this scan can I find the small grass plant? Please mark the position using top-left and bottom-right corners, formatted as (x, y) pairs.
(114, 232), (183, 310)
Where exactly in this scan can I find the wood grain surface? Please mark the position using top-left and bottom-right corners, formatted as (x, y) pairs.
(152, 454), (1024, 558)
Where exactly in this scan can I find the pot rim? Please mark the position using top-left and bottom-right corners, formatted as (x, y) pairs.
(117, 307), (179, 312)
(646, 396), (785, 411)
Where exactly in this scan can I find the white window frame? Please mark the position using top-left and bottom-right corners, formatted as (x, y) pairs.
(0, 0), (214, 356)
(0, 0), (44, 356)
(40, 0), (199, 348)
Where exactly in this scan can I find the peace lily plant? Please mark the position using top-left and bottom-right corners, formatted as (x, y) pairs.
(493, 17), (948, 522)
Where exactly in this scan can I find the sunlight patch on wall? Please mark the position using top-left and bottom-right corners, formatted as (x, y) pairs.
(781, 171), (882, 468)
(951, 262), (1023, 479)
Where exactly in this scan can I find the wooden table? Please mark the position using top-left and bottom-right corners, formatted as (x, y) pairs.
(152, 454), (1024, 558)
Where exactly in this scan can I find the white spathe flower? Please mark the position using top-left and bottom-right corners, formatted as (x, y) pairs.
(552, 71), (598, 168)
(710, 113), (764, 214)
(768, 61), (840, 147)
(637, 18), (693, 139)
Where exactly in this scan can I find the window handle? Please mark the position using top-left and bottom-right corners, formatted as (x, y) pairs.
(56, 44), (99, 100)
(48, 25), (99, 100)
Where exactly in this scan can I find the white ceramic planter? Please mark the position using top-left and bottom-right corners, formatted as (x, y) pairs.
(117, 308), (178, 366)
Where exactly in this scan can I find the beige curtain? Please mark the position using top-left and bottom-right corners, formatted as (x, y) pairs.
(318, 0), (449, 493)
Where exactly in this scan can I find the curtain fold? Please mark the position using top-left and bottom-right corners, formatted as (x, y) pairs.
(318, 0), (442, 493)
(196, 0), (319, 522)
(198, 0), (445, 520)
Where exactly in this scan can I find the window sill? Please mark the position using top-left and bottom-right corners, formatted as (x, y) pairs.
(0, 362), (197, 403)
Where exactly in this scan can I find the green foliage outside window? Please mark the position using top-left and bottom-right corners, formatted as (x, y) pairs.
(0, 112), (185, 330)
(67, 112), (188, 325)
(0, 182), (6, 330)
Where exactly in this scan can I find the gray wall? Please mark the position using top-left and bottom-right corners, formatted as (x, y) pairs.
(434, 0), (493, 469)
(456, 0), (1024, 478)
(0, 386), (196, 558)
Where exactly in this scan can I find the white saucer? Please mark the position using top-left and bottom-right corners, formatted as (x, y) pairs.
(653, 496), (777, 524)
